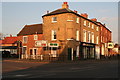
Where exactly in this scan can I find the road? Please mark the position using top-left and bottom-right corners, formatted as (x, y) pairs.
(2, 59), (119, 79)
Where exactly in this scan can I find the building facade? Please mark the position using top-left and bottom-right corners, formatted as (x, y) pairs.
(97, 22), (112, 58)
(17, 2), (112, 61)
(0, 35), (18, 55)
(42, 2), (100, 60)
(17, 24), (44, 59)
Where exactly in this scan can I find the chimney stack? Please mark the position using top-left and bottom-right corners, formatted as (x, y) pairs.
(47, 10), (49, 14)
(62, 2), (69, 9)
(80, 13), (88, 18)
(74, 10), (77, 13)
(10, 34), (12, 37)
(91, 18), (97, 22)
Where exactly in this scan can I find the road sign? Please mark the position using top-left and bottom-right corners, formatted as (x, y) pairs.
(35, 40), (47, 47)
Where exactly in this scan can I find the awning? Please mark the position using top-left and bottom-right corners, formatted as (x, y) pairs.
(0, 46), (17, 49)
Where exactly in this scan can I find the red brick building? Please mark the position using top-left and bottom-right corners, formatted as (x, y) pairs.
(17, 24), (44, 59)
(97, 22), (112, 57)
(0, 35), (18, 54)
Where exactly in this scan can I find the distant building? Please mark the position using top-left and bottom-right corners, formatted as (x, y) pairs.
(0, 35), (18, 54)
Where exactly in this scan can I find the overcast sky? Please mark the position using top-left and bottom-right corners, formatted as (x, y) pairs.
(1, 2), (118, 43)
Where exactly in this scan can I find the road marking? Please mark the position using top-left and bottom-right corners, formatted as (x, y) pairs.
(15, 74), (28, 77)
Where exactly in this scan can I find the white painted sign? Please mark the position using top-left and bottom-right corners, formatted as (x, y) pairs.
(35, 40), (47, 47)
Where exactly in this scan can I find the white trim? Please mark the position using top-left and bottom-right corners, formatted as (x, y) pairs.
(67, 20), (73, 22)
(67, 39), (73, 40)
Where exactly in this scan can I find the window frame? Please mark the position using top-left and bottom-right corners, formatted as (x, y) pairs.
(76, 17), (79, 23)
(51, 30), (57, 40)
(84, 20), (87, 26)
(52, 17), (57, 23)
(34, 35), (38, 40)
(23, 36), (28, 43)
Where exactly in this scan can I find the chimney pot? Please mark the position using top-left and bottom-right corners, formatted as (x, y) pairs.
(91, 18), (97, 22)
(80, 13), (88, 18)
(47, 10), (49, 14)
(62, 2), (69, 8)
(74, 10), (77, 13)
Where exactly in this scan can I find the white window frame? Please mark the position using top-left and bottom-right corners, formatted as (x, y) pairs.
(52, 17), (57, 23)
(92, 24), (94, 29)
(34, 35), (38, 40)
(88, 22), (90, 27)
(23, 36), (28, 43)
(83, 30), (86, 42)
(84, 20), (86, 26)
(96, 27), (99, 31)
(76, 17), (79, 23)
(88, 31), (91, 43)
(51, 30), (57, 40)
(92, 32), (94, 43)
(96, 36), (99, 44)
(76, 30), (79, 41)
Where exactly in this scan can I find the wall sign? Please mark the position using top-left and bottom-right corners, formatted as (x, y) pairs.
(48, 43), (59, 47)
(35, 40), (47, 47)
(108, 42), (114, 48)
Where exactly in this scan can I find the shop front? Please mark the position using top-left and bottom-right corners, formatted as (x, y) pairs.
(80, 42), (96, 59)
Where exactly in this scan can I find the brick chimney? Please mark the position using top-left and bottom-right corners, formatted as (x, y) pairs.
(47, 10), (49, 14)
(91, 18), (97, 22)
(80, 13), (88, 18)
(10, 34), (12, 37)
(62, 2), (69, 9)
(74, 10), (77, 13)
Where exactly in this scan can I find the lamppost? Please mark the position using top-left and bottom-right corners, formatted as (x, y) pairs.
(17, 40), (22, 60)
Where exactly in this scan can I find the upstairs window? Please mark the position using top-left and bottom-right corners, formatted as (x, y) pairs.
(91, 32), (94, 43)
(51, 30), (57, 40)
(84, 20), (86, 26)
(76, 30), (79, 41)
(83, 30), (86, 42)
(34, 35), (38, 40)
(96, 36), (99, 44)
(76, 18), (79, 23)
(88, 22), (90, 27)
(23, 36), (28, 43)
(52, 17), (57, 22)
(96, 27), (99, 31)
(88, 31), (91, 43)
(92, 24), (94, 29)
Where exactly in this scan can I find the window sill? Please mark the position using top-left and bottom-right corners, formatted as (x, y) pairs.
(67, 20), (73, 22)
(52, 21), (57, 23)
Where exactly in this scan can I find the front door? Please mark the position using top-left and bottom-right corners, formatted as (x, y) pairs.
(68, 48), (72, 60)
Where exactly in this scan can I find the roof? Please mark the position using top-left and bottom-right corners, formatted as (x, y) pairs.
(96, 22), (112, 32)
(2, 37), (17, 44)
(17, 24), (43, 36)
(42, 8), (99, 26)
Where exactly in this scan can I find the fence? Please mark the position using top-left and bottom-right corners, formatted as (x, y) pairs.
(21, 54), (68, 62)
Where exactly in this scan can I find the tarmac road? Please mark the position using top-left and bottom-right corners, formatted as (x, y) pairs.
(2, 59), (119, 79)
